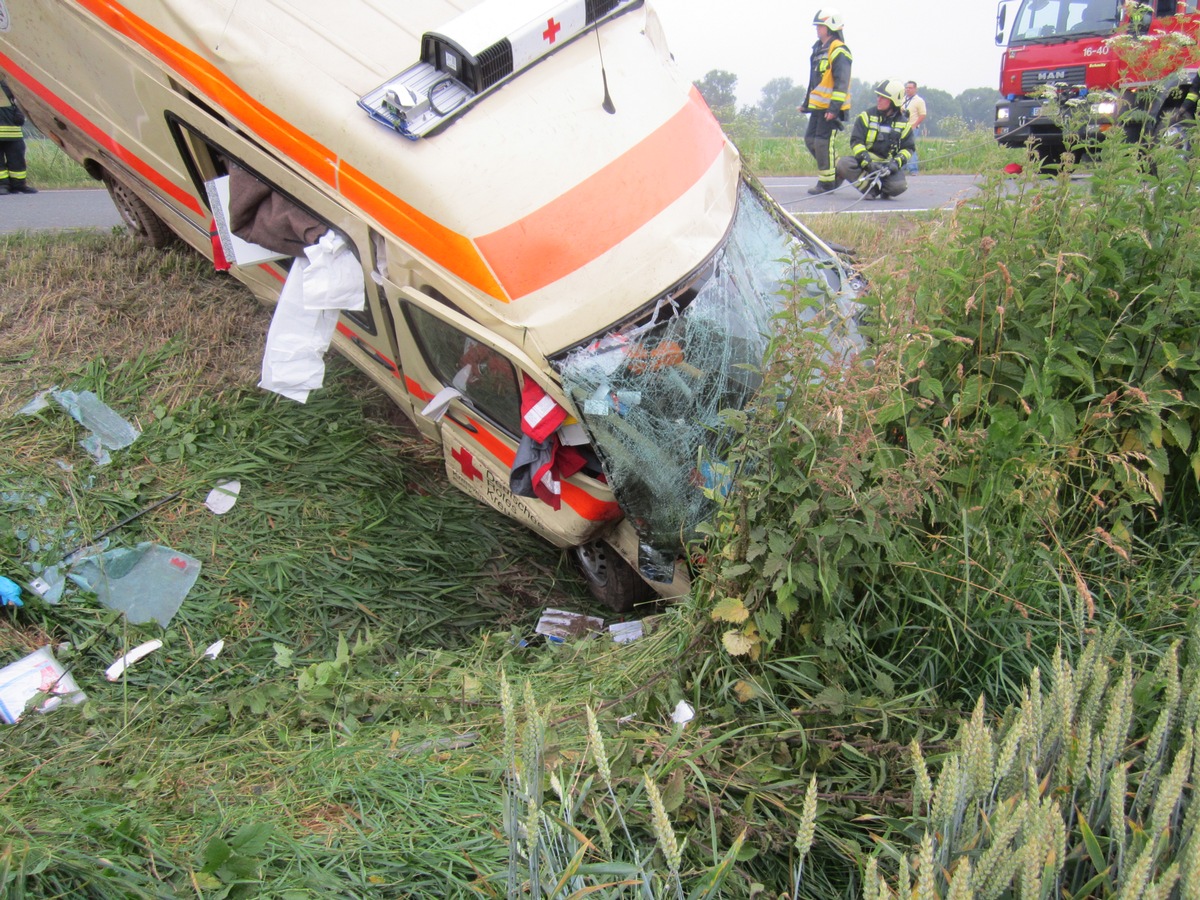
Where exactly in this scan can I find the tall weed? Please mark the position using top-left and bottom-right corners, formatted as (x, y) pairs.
(701, 132), (1200, 708)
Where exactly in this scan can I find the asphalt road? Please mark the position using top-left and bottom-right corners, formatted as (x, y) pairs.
(0, 176), (985, 235)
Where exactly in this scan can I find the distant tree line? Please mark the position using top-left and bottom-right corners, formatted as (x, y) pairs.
(694, 69), (1001, 138)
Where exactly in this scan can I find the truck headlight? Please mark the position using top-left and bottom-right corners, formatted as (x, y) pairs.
(1092, 101), (1117, 116)
(996, 107), (1011, 122)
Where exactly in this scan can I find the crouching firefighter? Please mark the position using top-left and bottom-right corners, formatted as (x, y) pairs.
(835, 79), (915, 200)
(802, 9), (852, 195)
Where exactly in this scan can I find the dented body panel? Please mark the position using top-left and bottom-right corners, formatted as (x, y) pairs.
(0, 0), (862, 606)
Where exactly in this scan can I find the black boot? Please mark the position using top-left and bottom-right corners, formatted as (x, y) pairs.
(0, 184), (9, 195)
(807, 180), (836, 195)
(9, 180), (37, 194)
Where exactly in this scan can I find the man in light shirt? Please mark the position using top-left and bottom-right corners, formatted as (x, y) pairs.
(901, 81), (927, 175)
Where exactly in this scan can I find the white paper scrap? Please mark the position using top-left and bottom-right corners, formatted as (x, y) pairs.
(105, 639), (163, 681)
(202, 640), (225, 660)
(205, 480), (242, 515)
(671, 700), (695, 726)
(609, 620), (644, 643)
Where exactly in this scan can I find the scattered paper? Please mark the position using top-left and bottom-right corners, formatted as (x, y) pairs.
(535, 608), (605, 643)
(671, 700), (695, 726)
(105, 639), (163, 681)
(204, 480), (242, 515)
(609, 620), (644, 643)
(202, 640), (225, 660)
(0, 647), (86, 723)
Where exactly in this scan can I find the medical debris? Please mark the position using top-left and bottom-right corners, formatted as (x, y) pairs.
(0, 646), (86, 724)
(105, 639), (164, 681)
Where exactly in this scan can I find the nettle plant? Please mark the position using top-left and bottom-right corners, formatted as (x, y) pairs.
(701, 135), (1200, 687)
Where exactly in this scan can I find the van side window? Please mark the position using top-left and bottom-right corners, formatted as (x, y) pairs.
(403, 303), (521, 436)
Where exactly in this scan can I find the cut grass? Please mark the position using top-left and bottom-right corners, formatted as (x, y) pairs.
(2, 230), (706, 896)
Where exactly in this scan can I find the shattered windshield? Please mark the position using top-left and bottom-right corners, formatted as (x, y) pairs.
(1009, 0), (1120, 42)
(553, 182), (865, 580)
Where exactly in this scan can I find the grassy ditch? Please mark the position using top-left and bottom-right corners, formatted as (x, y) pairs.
(4, 132), (1200, 898)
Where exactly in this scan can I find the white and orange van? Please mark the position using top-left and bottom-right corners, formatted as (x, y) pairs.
(0, 0), (864, 609)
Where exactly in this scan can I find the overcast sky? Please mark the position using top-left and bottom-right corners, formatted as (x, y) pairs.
(647, 0), (1005, 105)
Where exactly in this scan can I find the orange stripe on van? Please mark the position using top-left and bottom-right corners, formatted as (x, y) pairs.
(0, 51), (203, 215)
(461, 414), (622, 523)
(70, 0), (508, 301)
(475, 88), (727, 300)
(403, 378), (619, 522)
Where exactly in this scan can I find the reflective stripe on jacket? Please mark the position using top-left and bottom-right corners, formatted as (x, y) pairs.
(849, 108), (916, 165)
(806, 39), (852, 113)
(0, 98), (23, 139)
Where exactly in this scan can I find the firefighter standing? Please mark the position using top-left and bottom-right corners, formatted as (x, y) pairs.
(802, 9), (852, 195)
(0, 79), (37, 195)
(835, 80), (916, 200)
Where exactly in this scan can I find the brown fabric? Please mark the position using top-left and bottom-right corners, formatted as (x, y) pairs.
(227, 165), (325, 257)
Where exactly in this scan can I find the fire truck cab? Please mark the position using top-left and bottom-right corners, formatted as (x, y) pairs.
(0, 0), (865, 611)
(994, 0), (1200, 162)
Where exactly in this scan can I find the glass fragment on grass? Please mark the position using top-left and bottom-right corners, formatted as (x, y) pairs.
(17, 386), (141, 465)
(68, 542), (201, 626)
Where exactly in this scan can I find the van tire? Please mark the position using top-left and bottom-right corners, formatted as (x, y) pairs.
(574, 539), (656, 612)
(102, 173), (175, 248)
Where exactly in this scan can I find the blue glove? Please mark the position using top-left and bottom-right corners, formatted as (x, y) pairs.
(0, 576), (23, 607)
(857, 152), (871, 168)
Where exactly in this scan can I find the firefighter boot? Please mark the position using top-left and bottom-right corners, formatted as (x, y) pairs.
(0, 183), (9, 195)
(8, 179), (37, 194)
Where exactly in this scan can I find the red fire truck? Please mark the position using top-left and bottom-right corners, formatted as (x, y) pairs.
(993, 0), (1200, 163)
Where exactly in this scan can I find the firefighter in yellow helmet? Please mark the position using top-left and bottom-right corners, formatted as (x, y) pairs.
(802, 9), (852, 194)
(835, 79), (916, 200)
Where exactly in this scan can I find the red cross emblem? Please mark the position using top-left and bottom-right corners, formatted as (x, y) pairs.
(543, 17), (562, 44)
(452, 446), (482, 481)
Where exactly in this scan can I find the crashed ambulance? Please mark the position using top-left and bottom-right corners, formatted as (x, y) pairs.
(0, 0), (864, 609)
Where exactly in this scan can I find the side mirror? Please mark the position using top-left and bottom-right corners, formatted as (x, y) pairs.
(995, 3), (1008, 45)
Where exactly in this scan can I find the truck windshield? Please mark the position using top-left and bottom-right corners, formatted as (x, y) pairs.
(553, 182), (865, 580)
(1008, 0), (1120, 42)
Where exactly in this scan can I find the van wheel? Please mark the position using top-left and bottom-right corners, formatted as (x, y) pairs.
(574, 540), (656, 613)
(102, 174), (175, 248)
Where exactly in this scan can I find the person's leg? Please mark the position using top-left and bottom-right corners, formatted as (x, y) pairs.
(881, 170), (908, 198)
(0, 140), (12, 195)
(806, 115), (838, 193)
(6, 138), (36, 193)
(907, 148), (919, 174)
(834, 155), (860, 189)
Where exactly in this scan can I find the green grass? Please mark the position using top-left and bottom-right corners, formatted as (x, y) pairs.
(23, 138), (98, 190)
(740, 130), (1025, 177)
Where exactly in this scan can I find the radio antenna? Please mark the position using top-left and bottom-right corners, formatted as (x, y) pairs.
(594, 27), (616, 114)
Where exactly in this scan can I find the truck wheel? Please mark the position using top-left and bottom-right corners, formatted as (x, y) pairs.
(573, 539), (656, 613)
(102, 173), (175, 248)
